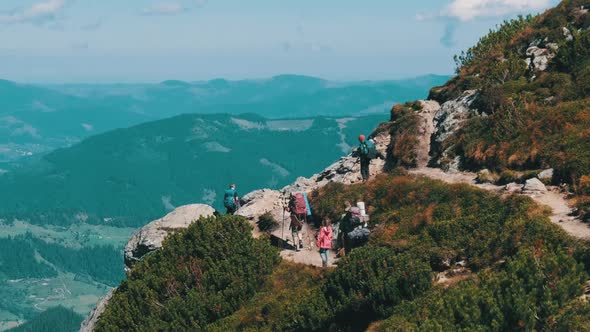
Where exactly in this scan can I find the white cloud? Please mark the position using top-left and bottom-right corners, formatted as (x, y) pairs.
(81, 123), (94, 132)
(161, 195), (176, 211)
(142, 3), (185, 16)
(203, 142), (231, 153)
(260, 158), (290, 177)
(201, 189), (216, 205)
(0, 0), (66, 25)
(445, 0), (551, 21)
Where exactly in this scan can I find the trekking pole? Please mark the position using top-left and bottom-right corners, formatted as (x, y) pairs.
(281, 192), (285, 243)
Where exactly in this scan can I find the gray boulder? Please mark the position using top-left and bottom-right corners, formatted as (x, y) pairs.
(522, 178), (548, 193)
(124, 204), (215, 271)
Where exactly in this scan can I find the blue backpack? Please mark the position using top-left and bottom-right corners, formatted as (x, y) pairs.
(360, 140), (377, 159)
(224, 189), (236, 209)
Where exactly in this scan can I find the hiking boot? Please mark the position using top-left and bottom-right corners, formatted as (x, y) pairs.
(322, 261), (328, 268)
(299, 240), (303, 250)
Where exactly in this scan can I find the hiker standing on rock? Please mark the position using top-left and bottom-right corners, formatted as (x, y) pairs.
(223, 184), (239, 215)
(357, 135), (383, 181)
(317, 219), (333, 267)
(358, 135), (371, 181)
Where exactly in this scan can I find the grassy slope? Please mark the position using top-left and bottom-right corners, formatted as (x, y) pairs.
(100, 172), (590, 331)
(387, 0), (590, 220)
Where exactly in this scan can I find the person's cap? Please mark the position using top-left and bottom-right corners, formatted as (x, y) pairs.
(359, 135), (366, 142)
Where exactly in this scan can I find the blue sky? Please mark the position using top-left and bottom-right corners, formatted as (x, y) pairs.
(0, 0), (559, 83)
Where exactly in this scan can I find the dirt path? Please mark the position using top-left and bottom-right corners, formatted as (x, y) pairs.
(408, 100), (590, 240)
(410, 167), (590, 239)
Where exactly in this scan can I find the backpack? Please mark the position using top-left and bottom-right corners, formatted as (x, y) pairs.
(223, 189), (236, 209)
(365, 140), (377, 159)
(289, 193), (308, 215)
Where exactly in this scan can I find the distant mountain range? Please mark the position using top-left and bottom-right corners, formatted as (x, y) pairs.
(0, 74), (449, 162)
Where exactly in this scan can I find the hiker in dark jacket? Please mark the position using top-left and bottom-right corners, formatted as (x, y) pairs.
(223, 184), (239, 215)
(358, 135), (371, 181)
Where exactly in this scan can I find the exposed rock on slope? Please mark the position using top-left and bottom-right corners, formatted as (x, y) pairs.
(79, 289), (114, 332)
(430, 90), (479, 171)
(124, 204), (215, 271)
(235, 131), (390, 266)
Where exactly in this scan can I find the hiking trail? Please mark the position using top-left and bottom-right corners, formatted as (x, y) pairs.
(410, 102), (590, 240)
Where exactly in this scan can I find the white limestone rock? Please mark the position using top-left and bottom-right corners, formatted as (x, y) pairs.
(124, 204), (215, 271)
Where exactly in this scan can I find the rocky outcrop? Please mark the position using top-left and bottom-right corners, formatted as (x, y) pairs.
(124, 204), (216, 271)
(79, 288), (115, 332)
(522, 178), (548, 194)
(525, 46), (557, 72)
(236, 132), (390, 244)
(429, 90), (479, 170)
(415, 100), (440, 168)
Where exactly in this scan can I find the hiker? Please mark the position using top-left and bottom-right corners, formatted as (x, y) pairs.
(358, 135), (372, 181)
(223, 184), (239, 215)
(317, 219), (333, 267)
(340, 205), (368, 254)
(284, 192), (310, 251)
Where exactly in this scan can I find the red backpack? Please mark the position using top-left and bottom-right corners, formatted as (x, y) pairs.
(290, 193), (308, 215)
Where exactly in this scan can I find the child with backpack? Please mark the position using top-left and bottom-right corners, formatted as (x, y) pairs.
(317, 219), (333, 267)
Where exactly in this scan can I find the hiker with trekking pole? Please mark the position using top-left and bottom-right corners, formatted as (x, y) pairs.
(357, 135), (384, 181)
(284, 192), (311, 252)
(223, 184), (240, 215)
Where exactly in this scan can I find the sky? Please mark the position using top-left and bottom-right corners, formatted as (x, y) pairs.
(0, 0), (560, 83)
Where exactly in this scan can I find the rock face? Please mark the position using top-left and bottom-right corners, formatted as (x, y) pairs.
(415, 100), (440, 168)
(429, 90), (478, 170)
(236, 132), (390, 242)
(526, 46), (556, 71)
(79, 288), (115, 332)
(124, 204), (216, 271)
(522, 178), (548, 194)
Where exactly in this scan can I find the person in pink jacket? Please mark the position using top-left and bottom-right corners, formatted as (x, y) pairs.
(317, 219), (333, 267)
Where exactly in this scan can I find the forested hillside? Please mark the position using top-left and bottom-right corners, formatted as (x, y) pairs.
(0, 113), (383, 227)
(7, 306), (82, 332)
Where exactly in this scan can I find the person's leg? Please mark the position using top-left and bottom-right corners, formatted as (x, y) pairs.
(320, 249), (329, 267)
(292, 230), (298, 251)
(360, 159), (369, 181)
